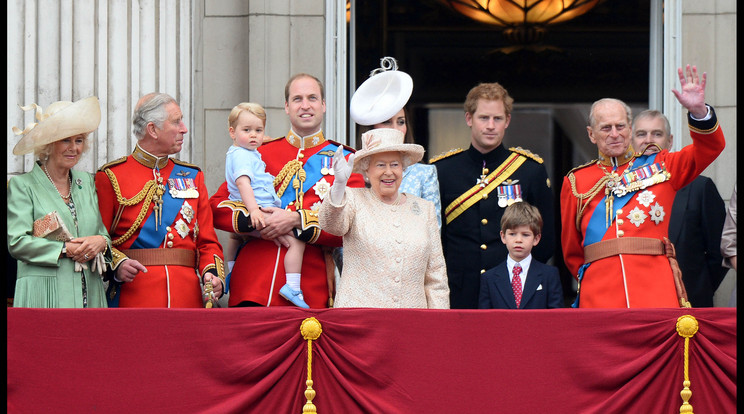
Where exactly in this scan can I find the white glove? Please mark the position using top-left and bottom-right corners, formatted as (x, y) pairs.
(90, 252), (107, 276)
(74, 252), (106, 275)
(329, 146), (354, 205)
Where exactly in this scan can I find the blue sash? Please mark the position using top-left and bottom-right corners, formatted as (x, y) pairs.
(627, 153), (656, 169)
(279, 143), (351, 208)
(131, 163), (196, 249)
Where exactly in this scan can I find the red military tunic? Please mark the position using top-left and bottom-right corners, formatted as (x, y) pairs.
(561, 107), (725, 308)
(210, 130), (365, 308)
(96, 145), (225, 308)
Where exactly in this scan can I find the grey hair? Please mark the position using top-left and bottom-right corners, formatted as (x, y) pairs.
(633, 109), (671, 137)
(588, 98), (632, 128)
(34, 134), (91, 162)
(132, 93), (178, 140)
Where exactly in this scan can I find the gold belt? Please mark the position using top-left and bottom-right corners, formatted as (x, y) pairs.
(121, 248), (196, 267)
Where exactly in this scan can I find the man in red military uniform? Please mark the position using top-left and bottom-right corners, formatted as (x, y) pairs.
(210, 73), (365, 308)
(96, 93), (225, 308)
(561, 65), (725, 308)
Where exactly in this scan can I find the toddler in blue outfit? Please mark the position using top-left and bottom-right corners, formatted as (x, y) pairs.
(225, 102), (308, 308)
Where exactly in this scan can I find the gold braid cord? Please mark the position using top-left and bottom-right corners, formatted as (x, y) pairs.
(676, 315), (699, 414)
(104, 169), (159, 246)
(300, 317), (322, 413)
(568, 171), (610, 231)
(274, 160), (304, 198)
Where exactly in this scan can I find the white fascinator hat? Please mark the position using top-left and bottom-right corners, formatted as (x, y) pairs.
(349, 57), (413, 126)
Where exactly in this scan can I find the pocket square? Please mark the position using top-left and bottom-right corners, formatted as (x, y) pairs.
(536, 284), (543, 291)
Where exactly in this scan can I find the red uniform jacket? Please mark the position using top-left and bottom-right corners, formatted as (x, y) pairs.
(561, 107), (725, 308)
(210, 131), (365, 308)
(96, 145), (225, 308)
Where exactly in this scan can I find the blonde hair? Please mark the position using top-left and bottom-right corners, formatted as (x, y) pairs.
(500, 201), (542, 236)
(228, 102), (267, 129)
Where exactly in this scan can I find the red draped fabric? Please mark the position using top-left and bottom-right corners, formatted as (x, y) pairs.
(7, 308), (736, 413)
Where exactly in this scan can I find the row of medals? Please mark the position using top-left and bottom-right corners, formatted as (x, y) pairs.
(478, 166), (522, 208)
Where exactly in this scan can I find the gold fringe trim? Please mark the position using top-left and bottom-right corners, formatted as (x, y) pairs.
(301, 317), (322, 413)
(509, 146), (543, 163)
(676, 315), (699, 414)
(429, 148), (464, 164)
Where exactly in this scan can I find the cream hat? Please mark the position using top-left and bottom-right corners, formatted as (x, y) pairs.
(11, 96), (101, 155)
(352, 128), (424, 174)
(350, 57), (413, 126)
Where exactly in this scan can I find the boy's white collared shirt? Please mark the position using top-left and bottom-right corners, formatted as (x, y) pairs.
(507, 254), (533, 291)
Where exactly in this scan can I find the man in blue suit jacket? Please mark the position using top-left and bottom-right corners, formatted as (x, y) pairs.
(479, 202), (563, 309)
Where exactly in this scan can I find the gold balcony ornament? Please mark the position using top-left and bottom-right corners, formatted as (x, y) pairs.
(676, 315), (699, 414)
(439, 0), (600, 50)
(300, 317), (323, 413)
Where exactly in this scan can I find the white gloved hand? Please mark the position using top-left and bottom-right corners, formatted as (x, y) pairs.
(329, 145), (354, 205)
(90, 252), (107, 276)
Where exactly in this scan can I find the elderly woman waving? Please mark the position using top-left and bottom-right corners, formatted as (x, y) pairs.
(319, 128), (449, 308)
(8, 96), (112, 308)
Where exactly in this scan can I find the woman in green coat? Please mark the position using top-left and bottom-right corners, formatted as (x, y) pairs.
(8, 96), (112, 308)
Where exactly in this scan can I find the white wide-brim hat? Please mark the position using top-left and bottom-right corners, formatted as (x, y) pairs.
(352, 128), (424, 174)
(12, 96), (101, 155)
(350, 58), (413, 126)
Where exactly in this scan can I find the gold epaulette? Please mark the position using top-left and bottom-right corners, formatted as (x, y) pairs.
(566, 159), (597, 176)
(509, 147), (543, 164)
(98, 156), (127, 172)
(172, 158), (201, 171)
(429, 148), (465, 164)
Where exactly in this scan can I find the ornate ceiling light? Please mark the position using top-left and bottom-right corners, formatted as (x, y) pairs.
(439, 0), (600, 46)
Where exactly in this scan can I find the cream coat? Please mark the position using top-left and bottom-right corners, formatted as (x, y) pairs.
(319, 188), (449, 308)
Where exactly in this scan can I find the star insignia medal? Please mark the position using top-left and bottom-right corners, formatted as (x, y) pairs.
(180, 201), (195, 223)
(174, 218), (190, 238)
(313, 177), (331, 200)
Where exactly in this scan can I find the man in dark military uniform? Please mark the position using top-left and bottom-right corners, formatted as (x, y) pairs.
(433, 82), (555, 309)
